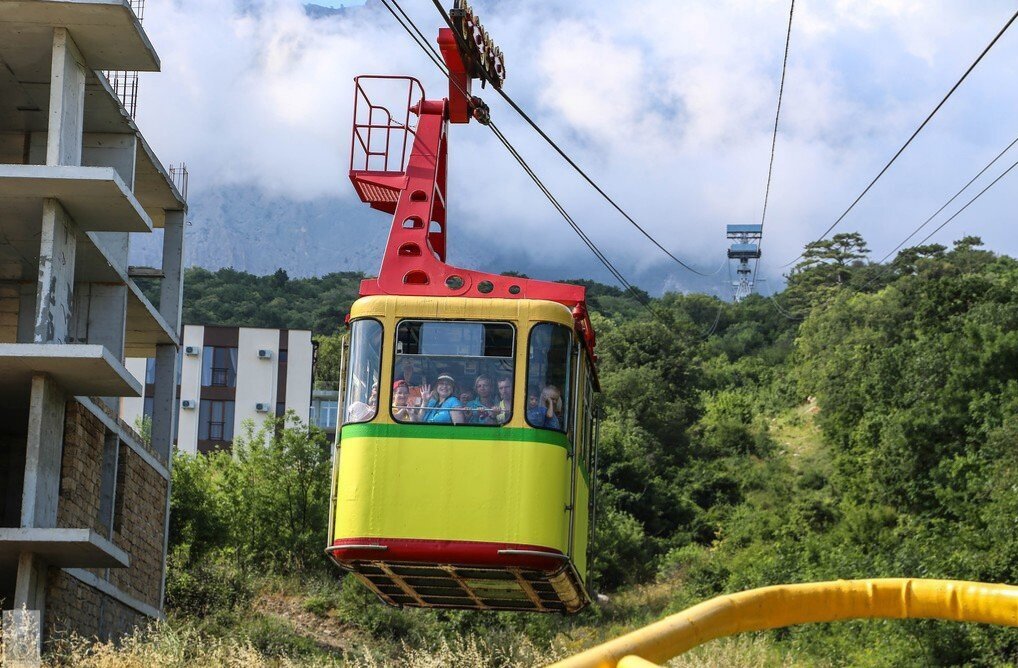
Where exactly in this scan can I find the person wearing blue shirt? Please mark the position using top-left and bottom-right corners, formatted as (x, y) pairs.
(421, 374), (467, 424)
(527, 384), (562, 430)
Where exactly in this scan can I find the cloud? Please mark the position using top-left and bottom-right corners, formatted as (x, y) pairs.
(137, 0), (1018, 290)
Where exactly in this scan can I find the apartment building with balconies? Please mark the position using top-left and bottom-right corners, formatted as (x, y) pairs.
(120, 325), (314, 454)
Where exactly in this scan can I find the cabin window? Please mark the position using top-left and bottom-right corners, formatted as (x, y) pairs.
(344, 319), (383, 424)
(525, 323), (573, 434)
(393, 320), (514, 426)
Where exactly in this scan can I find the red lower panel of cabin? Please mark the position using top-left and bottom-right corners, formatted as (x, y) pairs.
(328, 538), (589, 613)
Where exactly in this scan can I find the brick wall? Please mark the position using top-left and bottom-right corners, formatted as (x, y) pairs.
(56, 402), (105, 533)
(0, 283), (17, 343)
(45, 399), (169, 642)
(44, 570), (147, 643)
(109, 445), (168, 608)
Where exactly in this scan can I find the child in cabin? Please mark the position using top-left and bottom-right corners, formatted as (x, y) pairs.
(527, 384), (562, 430)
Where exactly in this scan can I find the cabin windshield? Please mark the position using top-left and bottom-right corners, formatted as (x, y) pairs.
(344, 319), (383, 424)
(393, 320), (514, 426)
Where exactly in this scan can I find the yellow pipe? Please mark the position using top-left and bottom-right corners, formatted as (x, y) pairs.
(547, 579), (1018, 668)
(616, 657), (660, 668)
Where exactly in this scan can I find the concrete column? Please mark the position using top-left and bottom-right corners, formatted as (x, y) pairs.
(13, 373), (67, 661)
(33, 200), (77, 343)
(20, 374), (66, 528)
(150, 345), (176, 461)
(151, 209), (184, 459)
(158, 211), (185, 329)
(155, 210), (184, 605)
(46, 28), (86, 167)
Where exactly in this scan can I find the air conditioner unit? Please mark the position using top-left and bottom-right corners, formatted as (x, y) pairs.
(181, 399), (196, 409)
(257, 349), (273, 360)
(255, 402), (271, 413)
(183, 345), (200, 356)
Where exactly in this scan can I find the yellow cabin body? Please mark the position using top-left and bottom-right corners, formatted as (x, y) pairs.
(328, 296), (598, 613)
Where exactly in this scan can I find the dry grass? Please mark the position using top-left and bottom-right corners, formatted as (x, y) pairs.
(44, 623), (335, 668)
(348, 634), (565, 668)
(668, 636), (822, 667)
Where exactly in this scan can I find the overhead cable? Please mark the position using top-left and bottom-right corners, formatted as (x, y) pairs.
(782, 6), (1018, 268)
(380, 0), (663, 321)
(430, 0), (724, 278)
(750, 0), (796, 294)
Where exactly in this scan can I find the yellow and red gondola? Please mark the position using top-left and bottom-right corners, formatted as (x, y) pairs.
(327, 17), (599, 614)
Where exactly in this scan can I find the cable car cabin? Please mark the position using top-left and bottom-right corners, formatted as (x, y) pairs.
(328, 19), (599, 613)
(328, 295), (599, 613)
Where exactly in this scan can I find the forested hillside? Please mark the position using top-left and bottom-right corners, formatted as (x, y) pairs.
(92, 234), (1018, 667)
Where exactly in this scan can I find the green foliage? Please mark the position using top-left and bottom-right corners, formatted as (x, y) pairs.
(156, 238), (1018, 665)
(181, 267), (363, 335)
(168, 412), (333, 619)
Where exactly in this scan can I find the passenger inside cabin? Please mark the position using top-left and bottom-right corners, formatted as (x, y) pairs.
(467, 374), (500, 424)
(346, 381), (379, 423)
(392, 379), (420, 422)
(398, 357), (424, 404)
(459, 388), (474, 406)
(528, 384), (562, 430)
(495, 375), (512, 423)
(421, 374), (466, 424)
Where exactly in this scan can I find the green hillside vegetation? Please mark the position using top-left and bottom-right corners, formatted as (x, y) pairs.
(62, 234), (1018, 667)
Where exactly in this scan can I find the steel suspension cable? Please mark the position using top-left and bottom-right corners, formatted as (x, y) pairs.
(749, 0), (796, 294)
(380, 0), (662, 319)
(869, 134), (1018, 268)
(430, 0), (725, 278)
(782, 6), (1018, 268)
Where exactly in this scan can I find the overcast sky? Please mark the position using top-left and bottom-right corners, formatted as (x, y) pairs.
(135, 0), (1018, 288)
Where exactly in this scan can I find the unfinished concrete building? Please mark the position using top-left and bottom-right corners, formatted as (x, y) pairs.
(0, 0), (185, 656)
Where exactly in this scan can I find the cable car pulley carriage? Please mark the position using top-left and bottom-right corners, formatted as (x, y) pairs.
(326, 2), (600, 614)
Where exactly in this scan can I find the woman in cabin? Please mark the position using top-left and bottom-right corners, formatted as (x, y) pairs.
(420, 374), (467, 424)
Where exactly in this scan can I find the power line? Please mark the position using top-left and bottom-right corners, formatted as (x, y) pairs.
(782, 6), (1018, 268)
(430, 0), (724, 278)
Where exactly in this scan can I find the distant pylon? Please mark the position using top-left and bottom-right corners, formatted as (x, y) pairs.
(726, 224), (762, 302)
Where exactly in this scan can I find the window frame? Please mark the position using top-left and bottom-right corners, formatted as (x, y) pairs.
(342, 318), (384, 426)
(524, 321), (575, 435)
(390, 318), (517, 428)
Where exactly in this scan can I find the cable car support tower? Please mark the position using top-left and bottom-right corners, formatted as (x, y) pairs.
(727, 224), (762, 301)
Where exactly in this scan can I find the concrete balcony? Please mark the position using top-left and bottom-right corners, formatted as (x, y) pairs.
(0, 343), (142, 397)
(0, 164), (153, 233)
(0, 0), (159, 72)
(0, 528), (129, 570)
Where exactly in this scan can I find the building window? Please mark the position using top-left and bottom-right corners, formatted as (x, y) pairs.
(198, 400), (235, 441)
(278, 349), (288, 364)
(317, 400), (338, 429)
(144, 358), (156, 384)
(276, 402), (285, 417)
(201, 346), (238, 387)
(143, 397), (154, 422)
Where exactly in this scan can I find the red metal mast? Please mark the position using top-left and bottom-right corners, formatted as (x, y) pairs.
(348, 24), (595, 354)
